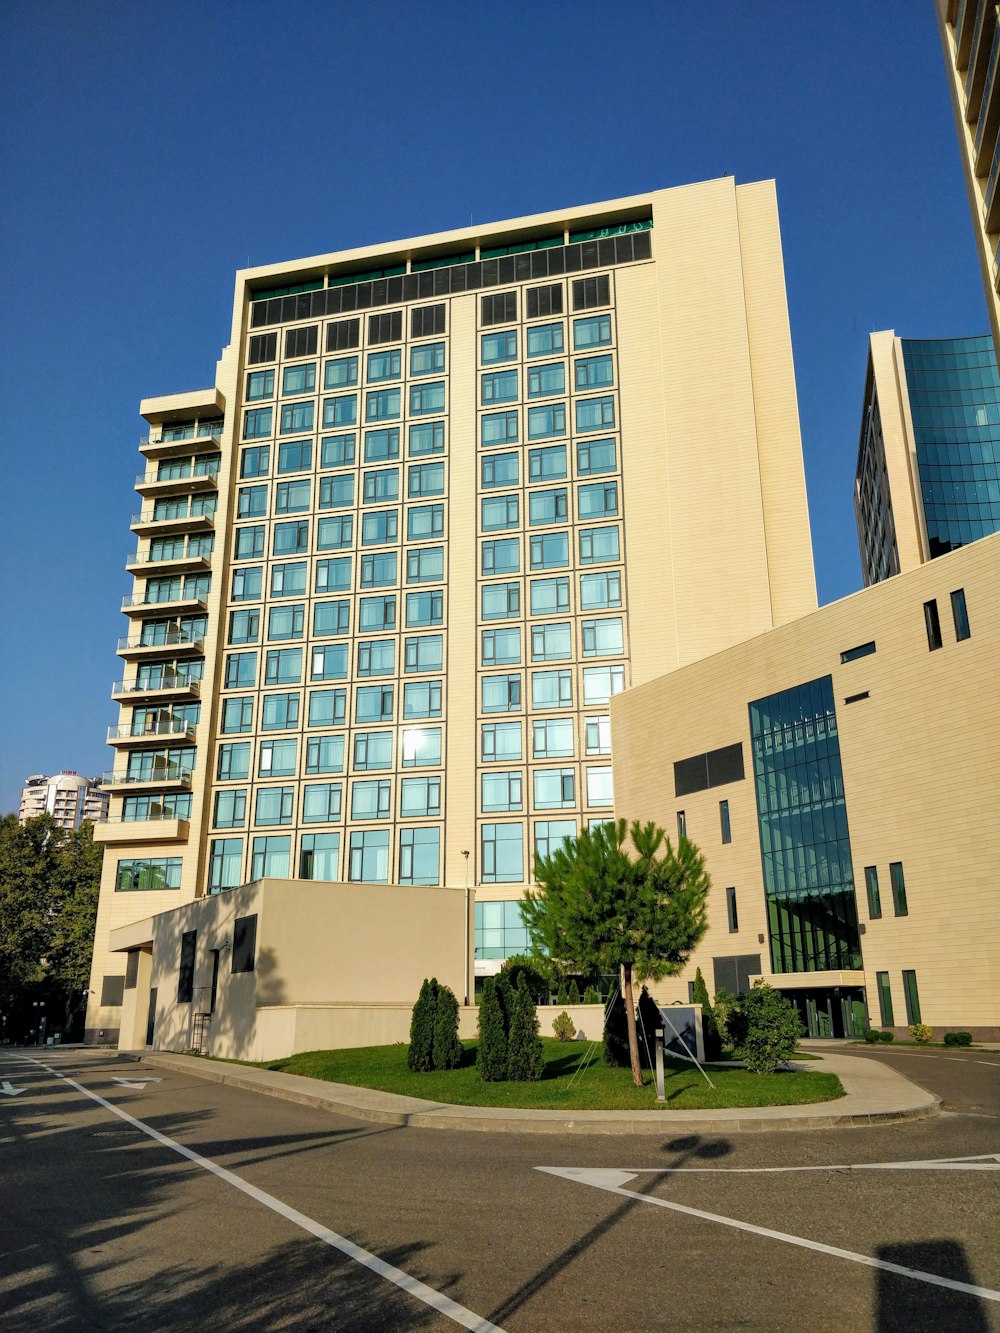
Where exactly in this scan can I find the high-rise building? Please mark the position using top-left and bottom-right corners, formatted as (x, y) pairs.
(19, 772), (109, 830)
(855, 330), (1000, 586)
(936, 0), (1000, 357)
(87, 178), (817, 1042)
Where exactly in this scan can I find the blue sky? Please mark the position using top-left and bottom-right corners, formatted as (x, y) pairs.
(0, 1), (987, 812)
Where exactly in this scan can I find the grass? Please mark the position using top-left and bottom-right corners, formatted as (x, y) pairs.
(260, 1038), (844, 1111)
(851, 1039), (981, 1050)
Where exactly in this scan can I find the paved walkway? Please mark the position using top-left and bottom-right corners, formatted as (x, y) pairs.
(131, 1047), (940, 1135)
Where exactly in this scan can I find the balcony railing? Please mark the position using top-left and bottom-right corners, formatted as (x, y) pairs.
(139, 423), (224, 447)
(101, 813), (190, 825)
(117, 630), (204, 652)
(131, 508), (215, 528)
(102, 768), (194, 787)
(136, 462), (220, 486)
(126, 549), (211, 568)
(121, 592), (207, 612)
(112, 676), (201, 696)
(107, 720), (196, 742)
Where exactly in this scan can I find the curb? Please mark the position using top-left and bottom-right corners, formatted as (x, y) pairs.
(134, 1050), (942, 1136)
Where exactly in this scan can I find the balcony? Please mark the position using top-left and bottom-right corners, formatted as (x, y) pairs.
(93, 817), (190, 845)
(131, 507), (215, 537)
(975, 22), (1000, 170)
(957, 0), (978, 69)
(965, 0), (997, 121)
(102, 767), (194, 793)
(121, 591), (208, 618)
(985, 134), (1000, 231)
(117, 631), (205, 660)
(134, 464), (220, 498)
(125, 549), (211, 576)
(112, 676), (201, 703)
(106, 719), (196, 746)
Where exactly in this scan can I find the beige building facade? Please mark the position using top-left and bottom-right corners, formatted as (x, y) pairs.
(87, 178), (817, 1043)
(611, 532), (1000, 1040)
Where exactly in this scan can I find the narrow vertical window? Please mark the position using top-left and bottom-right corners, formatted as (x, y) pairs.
(923, 599), (942, 651)
(902, 970), (921, 1025)
(719, 799), (731, 844)
(677, 810), (686, 839)
(889, 861), (908, 916)
(864, 866), (882, 919)
(725, 887), (738, 933)
(950, 588), (971, 641)
(876, 971), (894, 1026)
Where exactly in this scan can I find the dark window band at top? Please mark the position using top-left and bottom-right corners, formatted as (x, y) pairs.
(250, 231), (652, 329)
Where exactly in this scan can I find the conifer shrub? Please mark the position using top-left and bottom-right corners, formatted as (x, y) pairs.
(507, 974), (545, 1080)
(556, 982), (569, 1005)
(476, 976), (509, 1081)
(431, 982), (464, 1070)
(567, 979), (581, 1004)
(583, 985), (601, 1005)
(692, 966), (723, 1059)
(552, 1010), (576, 1041)
(407, 978), (439, 1072)
(636, 986), (663, 1069)
(603, 987), (631, 1067)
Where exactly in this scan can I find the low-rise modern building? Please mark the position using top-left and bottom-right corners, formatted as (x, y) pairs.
(855, 331), (1000, 586)
(611, 532), (1000, 1041)
(86, 177), (819, 1043)
(19, 772), (109, 830)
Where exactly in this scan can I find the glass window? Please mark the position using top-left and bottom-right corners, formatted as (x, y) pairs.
(272, 521), (309, 556)
(532, 669), (572, 709)
(580, 570), (622, 609)
(582, 616), (624, 656)
(311, 643), (349, 681)
(208, 839), (243, 892)
(324, 356), (358, 389)
(246, 369), (274, 400)
(586, 766), (614, 807)
(300, 832), (341, 881)
(275, 480), (310, 514)
(530, 576), (570, 616)
(225, 652), (256, 689)
(316, 475), (352, 512)
(576, 396), (615, 433)
(317, 515), (354, 550)
(360, 552), (398, 588)
(482, 673), (522, 712)
(876, 971), (894, 1026)
(398, 774), (441, 820)
(251, 835), (290, 879)
(404, 634), (443, 673)
(261, 692), (300, 730)
(481, 370), (518, 405)
(577, 437), (616, 476)
(481, 329), (517, 364)
(305, 735), (345, 774)
(527, 363), (565, 398)
(364, 428), (400, 462)
(323, 395), (358, 428)
(720, 799), (732, 845)
(359, 594), (396, 630)
(579, 525), (620, 563)
(213, 789), (247, 830)
(481, 824), (524, 884)
(402, 727), (442, 767)
(221, 696), (253, 734)
(531, 622), (572, 661)
(280, 401), (314, 435)
(235, 526), (265, 561)
(529, 531), (569, 570)
(527, 403), (566, 440)
(361, 509), (398, 545)
(529, 488), (568, 526)
(367, 349), (401, 382)
(302, 783), (342, 823)
(308, 688), (347, 727)
(264, 649), (303, 686)
(532, 717), (574, 759)
(482, 627), (521, 666)
(313, 599), (350, 637)
(408, 504), (444, 541)
(355, 684), (393, 725)
(282, 363), (316, 395)
(320, 433), (356, 468)
(527, 322), (564, 357)
(482, 581), (520, 620)
(481, 411), (518, 446)
(398, 827), (441, 886)
(574, 355), (614, 389)
(482, 721), (522, 762)
(366, 388), (401, 422)
(584, 715), (611, 755)
(357, 639), (395, 676)
(315, 557), (352, 593)
(482, 493), (519, 531)
(573, 314), (612, 349)
(411, 341), (445, 376)
(228, 608), (259, 645)
(407, 546), (444, 583)
(410, 381), (446, 415)
(349, 830), (390, 883)
(409, 421), (444, 456)
(482, 452), (519, 488)
(482, 537), (520, 575)
(528, 445), (567, 482)
(351, 779), (392, 819)
(270, 562), (307, 598)
(238, 485), (267, 519)
(890, 862), (908, 916)
(482, 772), (523, 813)
(864, 866), (882, 919)
(578, 481), (618, 519)
(951, 588), (971, 641)
(902, 970), (921, 1025)
(258, 738), (297, 778)
(403, 679), (442, 719)
(408, 462), (445, 497)
(353, 732), (394, 771)
(535, 820), (576, 861)
(533, 768), (575, 810)
(277, 439), (312, 474)
(217, 742), (250, 781)
(726, 887), (739, 933)
(243, 407), (272, 440)
(255, 786), (294, 826)
(241, 444), (270, 478)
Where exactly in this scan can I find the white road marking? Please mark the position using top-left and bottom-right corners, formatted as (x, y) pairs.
(6, 1058), (504, 1333)
(538, 1152), (1000, 1176)
(112, 1077), (162, 1089)
(976, 1061), (1000, 1068)
(538, 1166), (1000, 1304)
(0, 1080), (27, 1097)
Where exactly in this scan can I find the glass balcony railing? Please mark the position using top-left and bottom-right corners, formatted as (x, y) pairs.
(126, 549), (212, 566)
(102, 813), (190, 825)
(102, 767), (194, 786)
(117, 630), (204, 652)
(139, 421), (224, 446)
(107, 720), (196, 742)
(131, 507), (215, 527)
(121, 591), (207, 611)
(136, 462), (220, 485)
(112, 676), (201, 695)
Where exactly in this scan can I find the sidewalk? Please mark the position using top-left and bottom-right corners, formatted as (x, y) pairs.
(132, 1047), (940, 1136)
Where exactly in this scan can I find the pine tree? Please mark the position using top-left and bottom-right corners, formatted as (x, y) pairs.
(603, 985), (631, 1067)
(567, 979), (581, 1004)
(431, 982), (464, 1070)
(495, 967), (516, 1034)
(691, 966), (722, 1059)
(407, 978), (439, 1072)
(476, 976), (509, 1081)
(507, 974), (545, 1080)
(583, 985), (601, 1005)
(556, 982), (569, 1004)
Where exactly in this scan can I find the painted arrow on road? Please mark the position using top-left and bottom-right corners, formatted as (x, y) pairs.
(112, 1077), (162, 1090)
(0, 1080), (28, 1096)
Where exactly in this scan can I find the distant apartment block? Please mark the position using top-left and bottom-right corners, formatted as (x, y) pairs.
(19, 772), (109, 830)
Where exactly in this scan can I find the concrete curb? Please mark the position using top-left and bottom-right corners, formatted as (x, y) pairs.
(133, 1048), (941, 1135)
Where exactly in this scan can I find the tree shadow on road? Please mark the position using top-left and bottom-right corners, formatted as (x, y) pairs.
(876, 1240), (993, 1333)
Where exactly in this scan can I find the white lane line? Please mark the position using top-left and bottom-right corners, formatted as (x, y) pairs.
(533, 1152), (1000, 1176)
(976, 1061), (1000, 1068)
(538, 1167), (1000, 1303)
(7, 1057), (504, 1333)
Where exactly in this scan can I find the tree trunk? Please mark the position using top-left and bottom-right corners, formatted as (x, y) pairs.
(622, 964), (643, 1087)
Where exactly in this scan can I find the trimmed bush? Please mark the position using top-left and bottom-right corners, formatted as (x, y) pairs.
(552, 1011), (576, 1041)
(507, 975), (545, 1080)
(909, 1023), (934, 1044)
(944, 1030), (973, 1047)
(407, 978), (439, 1072)
(692, 967), (723, 1060)
(739, 981), (803, 1073)
(603, 988), (631, 1067)
(863, 1028), (882, 1044)
(583, 985), (601, 1005)
(878, 1029), (895, 1043)
(503, 954), (551, 1004)
(476, 976), (509, 1081)
(567, 979), (581, 1004)
(432, 982), (464, 1070)
(556, 982), (569, 1005)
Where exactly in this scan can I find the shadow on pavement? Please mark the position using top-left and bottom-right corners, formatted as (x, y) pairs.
(876, 1240), (993, 1333)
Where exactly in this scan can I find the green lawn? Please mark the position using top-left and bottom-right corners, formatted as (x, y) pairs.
(261, 1039), (843, 1111)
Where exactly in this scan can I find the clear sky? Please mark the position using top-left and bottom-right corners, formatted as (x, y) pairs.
(0, 0), (987, 813)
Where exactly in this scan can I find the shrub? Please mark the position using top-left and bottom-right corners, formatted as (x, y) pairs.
(636, 986), (663, 1069)
(864, 1028), (883, 1044)
(909, 1023), (934, 1044)
(944, 1030), (973, 1047)
(507, 975), (545, 1080)
(552, 1011), (576, 1041)
(713, 986), (746, 1051)
(738, 981), (803, 1073)
(603, 987), (631, 1067)
(878, 1029), (895, 1043)
(568, 979), (581, 1004)
(692, 966), (723, 1059)
(503, 954), (551, 1004)
(476, 976), (509, 1081)
(583, 985), (601, 1005)
(556, 982), (569, 1005)
(431, 982), (463, 1070)
(407, 978), (439, 1072)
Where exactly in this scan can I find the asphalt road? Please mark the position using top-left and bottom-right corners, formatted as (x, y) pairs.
(0, 1046), (997, 1333)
